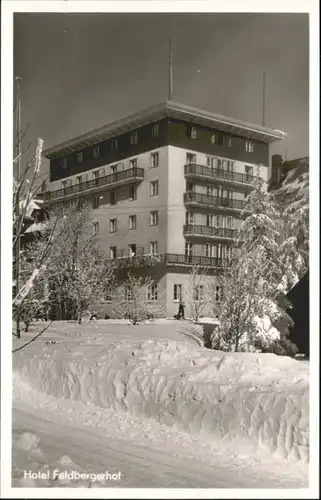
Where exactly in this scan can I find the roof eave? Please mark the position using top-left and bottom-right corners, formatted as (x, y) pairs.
(43, 100), (287, 159)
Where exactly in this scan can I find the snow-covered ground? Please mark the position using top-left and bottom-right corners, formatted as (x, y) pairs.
(11, 320), (309, 489)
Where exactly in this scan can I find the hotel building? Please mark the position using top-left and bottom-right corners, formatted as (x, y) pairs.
(42, 101), (286, 318)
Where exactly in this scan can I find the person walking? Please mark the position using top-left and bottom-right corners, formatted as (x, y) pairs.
(177, 299), (185, 320)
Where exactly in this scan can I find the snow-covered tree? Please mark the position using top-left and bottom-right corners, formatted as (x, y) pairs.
(240, 170), (280, 270)
(44, 202), (113, 324)
(212, 168), (295, 353)
(211, 244), (287, 352)
(12, 138), (57, 337)
(185, 264), (210, 323)
(112, 272), (165, 324)
(272, 163), (309, 292)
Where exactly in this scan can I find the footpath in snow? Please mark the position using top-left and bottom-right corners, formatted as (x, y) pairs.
(12, 321), (309, 469)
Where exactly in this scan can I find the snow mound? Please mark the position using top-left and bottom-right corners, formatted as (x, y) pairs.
(14, 431), (40, 451)
(13, 337), (309, 463)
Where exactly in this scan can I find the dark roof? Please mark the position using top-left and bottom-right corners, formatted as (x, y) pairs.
(43, 100), (287, 159)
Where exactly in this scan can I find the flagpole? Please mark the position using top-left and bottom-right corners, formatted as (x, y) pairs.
(262, 71), (266, 126)
(168, 36), (173, 101)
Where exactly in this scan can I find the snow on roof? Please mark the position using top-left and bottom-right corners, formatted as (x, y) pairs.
(24, 222), (48, 234)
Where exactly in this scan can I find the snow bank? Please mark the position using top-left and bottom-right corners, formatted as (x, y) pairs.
(13, 337), (309, 463)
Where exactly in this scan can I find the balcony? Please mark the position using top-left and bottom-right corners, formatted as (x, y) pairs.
(44, 167), (144, 203)
(109, 250), (225, 268)
(184, 163), (257, 188)
(184, 192), (246, 212)
(184, 224), (238, 241)
(162, 254), (225, 268)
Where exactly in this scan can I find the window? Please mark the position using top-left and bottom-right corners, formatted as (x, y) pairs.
(92, 221), (99, 236)
(225, 136), (232, 148)
(205, 244), (216, 258)
(93, 145), (100, 158)
(206, 185), (215, 197)
(185, 212), (194, 225)
(186, 182), (195, 192)
(206, 214), (215, 227)
(110, 191), (116, 205)
(221, 188), (233, 200)
(129, 215), (137, 230)
(110, 219), (117, 233)
(226, 161), (234, 173)
(128, 244), (136, 257)
(152, 123), (159, 138)
(207, 156), (216, 168)
(129, 158), (137, 168)
(150, 180), (159, 196)
(190, 126), (197, 139)
(110, 246), (117, 259)
(105, 286), (112, 302)
(150, 211), (159, 226)
(111, 139), (118, 152)
(130, 132), (138, 145)
(61, 180), (67, 190)
(76, 151), (83, 163)
(217, 135), (224, 145)
(76, 197), (84, 211)
(194, 285), (204, 302)
(62, 158), (68, 168)
(173, 284), (183, 301)
(211, 133), (216, 144)
(76, 175), (82, 184)
(186, 153), (196, 164)
(93, 170), (99, 184)
(147, 283), (158, 301)
(129, 185), (137, 201)
(124, 285), (133, 302)
(245, 165), (254, 179)
(111, 165), (117, 175)
(245, 140), (254, 152)
(149, 241), (158, 255)
(92, 196), (100, 209)
(215, 286), (224, 302)
(226, 216), (233, 229)
(185, 242), (193, 256)
(151, 152), (159, 168)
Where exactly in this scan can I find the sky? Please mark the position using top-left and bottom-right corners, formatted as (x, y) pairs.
(14, 13), (309, 176)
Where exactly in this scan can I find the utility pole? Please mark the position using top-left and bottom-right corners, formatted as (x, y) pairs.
(15, 76), (22, 338)
(168, 36), (173, 101)
(262, 71), (266, 127)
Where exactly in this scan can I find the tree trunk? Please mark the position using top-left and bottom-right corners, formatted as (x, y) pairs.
(235, 336), (239, 352)
(78, 311), (82, 324)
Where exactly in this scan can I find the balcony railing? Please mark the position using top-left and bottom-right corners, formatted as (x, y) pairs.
(109, 251), (226, 268)
(44, 167), (144, 202)
(184, 224), (238, 240)
(162, 254), (225, 268)
(184, 163), (257, 186)
(184, 192), (246, 211)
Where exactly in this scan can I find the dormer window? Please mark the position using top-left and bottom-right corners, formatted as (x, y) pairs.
(111, 139), (118, 152)
(76, 151), (83, 163)
(245, 140), (254, 152)
(93, 145), (100, 158)
(130, 132), (138, 145)
(152, 124), (159, 138)
(190, 127), (197, 139)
